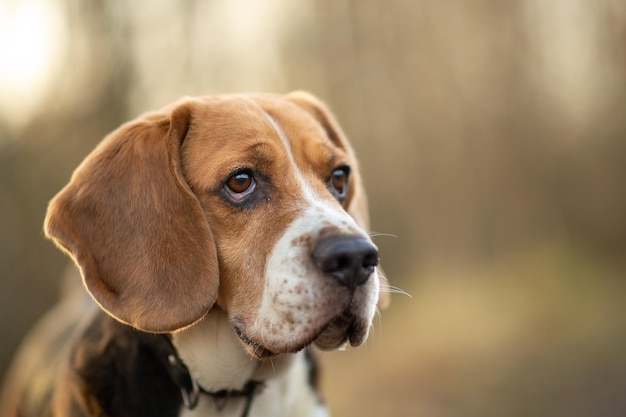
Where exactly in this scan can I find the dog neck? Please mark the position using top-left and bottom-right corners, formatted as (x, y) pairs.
(167, 309), (296, 415)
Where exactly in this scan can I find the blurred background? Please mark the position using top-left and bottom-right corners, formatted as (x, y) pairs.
(1, 1), (625, 416)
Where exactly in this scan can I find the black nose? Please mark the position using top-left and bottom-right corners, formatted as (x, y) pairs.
(313, 235), (379, 289)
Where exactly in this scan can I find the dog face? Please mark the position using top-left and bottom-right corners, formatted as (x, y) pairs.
(45, 92), (388, 358)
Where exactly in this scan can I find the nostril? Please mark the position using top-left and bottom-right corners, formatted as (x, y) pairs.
(363, 251), (379, 269)
(313, 235), (379, 288)
(335, 255), (351, 272)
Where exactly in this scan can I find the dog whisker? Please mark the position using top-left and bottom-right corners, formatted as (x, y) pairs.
(374, 308), (384, 332)
(380, 284), (412, 298)
(375, 269), (411, 298)
(368, 231), (398, 239)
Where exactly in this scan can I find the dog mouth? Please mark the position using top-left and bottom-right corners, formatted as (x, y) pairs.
(233, 326), (277, 359)
(233, 309), (368, 359)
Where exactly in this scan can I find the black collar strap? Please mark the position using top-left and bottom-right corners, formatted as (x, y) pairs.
(199, 380), (265, 416)
(138, 331), (264, 417)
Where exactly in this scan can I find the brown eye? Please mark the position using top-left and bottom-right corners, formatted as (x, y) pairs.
(225, 170), (256, 201)
(328, 166), (350, 200)
(331, 170), (347, 191)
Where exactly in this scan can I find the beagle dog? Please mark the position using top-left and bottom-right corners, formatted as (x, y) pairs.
(1, 92), (389, 417)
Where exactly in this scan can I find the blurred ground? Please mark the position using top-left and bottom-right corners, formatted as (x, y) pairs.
(1, 1), (625, 416)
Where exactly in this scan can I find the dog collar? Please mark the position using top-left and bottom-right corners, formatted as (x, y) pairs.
(143, 332), (265, 417)
(168, 349), (264, 417)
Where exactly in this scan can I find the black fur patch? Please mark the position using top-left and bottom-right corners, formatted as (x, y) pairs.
(69, 312), (182, 417)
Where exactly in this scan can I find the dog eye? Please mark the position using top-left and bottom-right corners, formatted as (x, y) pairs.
(225, 170), (256, 201)
(328, 166), (350, 200)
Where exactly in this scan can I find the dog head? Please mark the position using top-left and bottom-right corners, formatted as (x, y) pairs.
(45, 92), (389, 357)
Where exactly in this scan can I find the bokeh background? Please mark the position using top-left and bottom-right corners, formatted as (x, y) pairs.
(1, 1), (625, 416)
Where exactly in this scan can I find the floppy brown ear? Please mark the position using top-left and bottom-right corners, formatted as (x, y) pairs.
(285, 91), (390, 309)
(44, 101), (219, 332)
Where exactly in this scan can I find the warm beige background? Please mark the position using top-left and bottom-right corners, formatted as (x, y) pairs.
(1, 1), (625, 416)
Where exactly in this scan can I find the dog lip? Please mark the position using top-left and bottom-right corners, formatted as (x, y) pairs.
(313, 310), (358, 350)
(233, 326), (277, 359)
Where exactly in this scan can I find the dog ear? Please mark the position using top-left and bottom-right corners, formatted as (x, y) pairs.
(285, 91), (390, 309)
(44, 100), (219, 333)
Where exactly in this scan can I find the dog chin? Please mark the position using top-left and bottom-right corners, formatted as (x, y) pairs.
(234, 312), (370, 359)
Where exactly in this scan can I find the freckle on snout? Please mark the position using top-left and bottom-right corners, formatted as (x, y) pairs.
(317, 225), (341, 240)
(290, 233), (311, 248)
